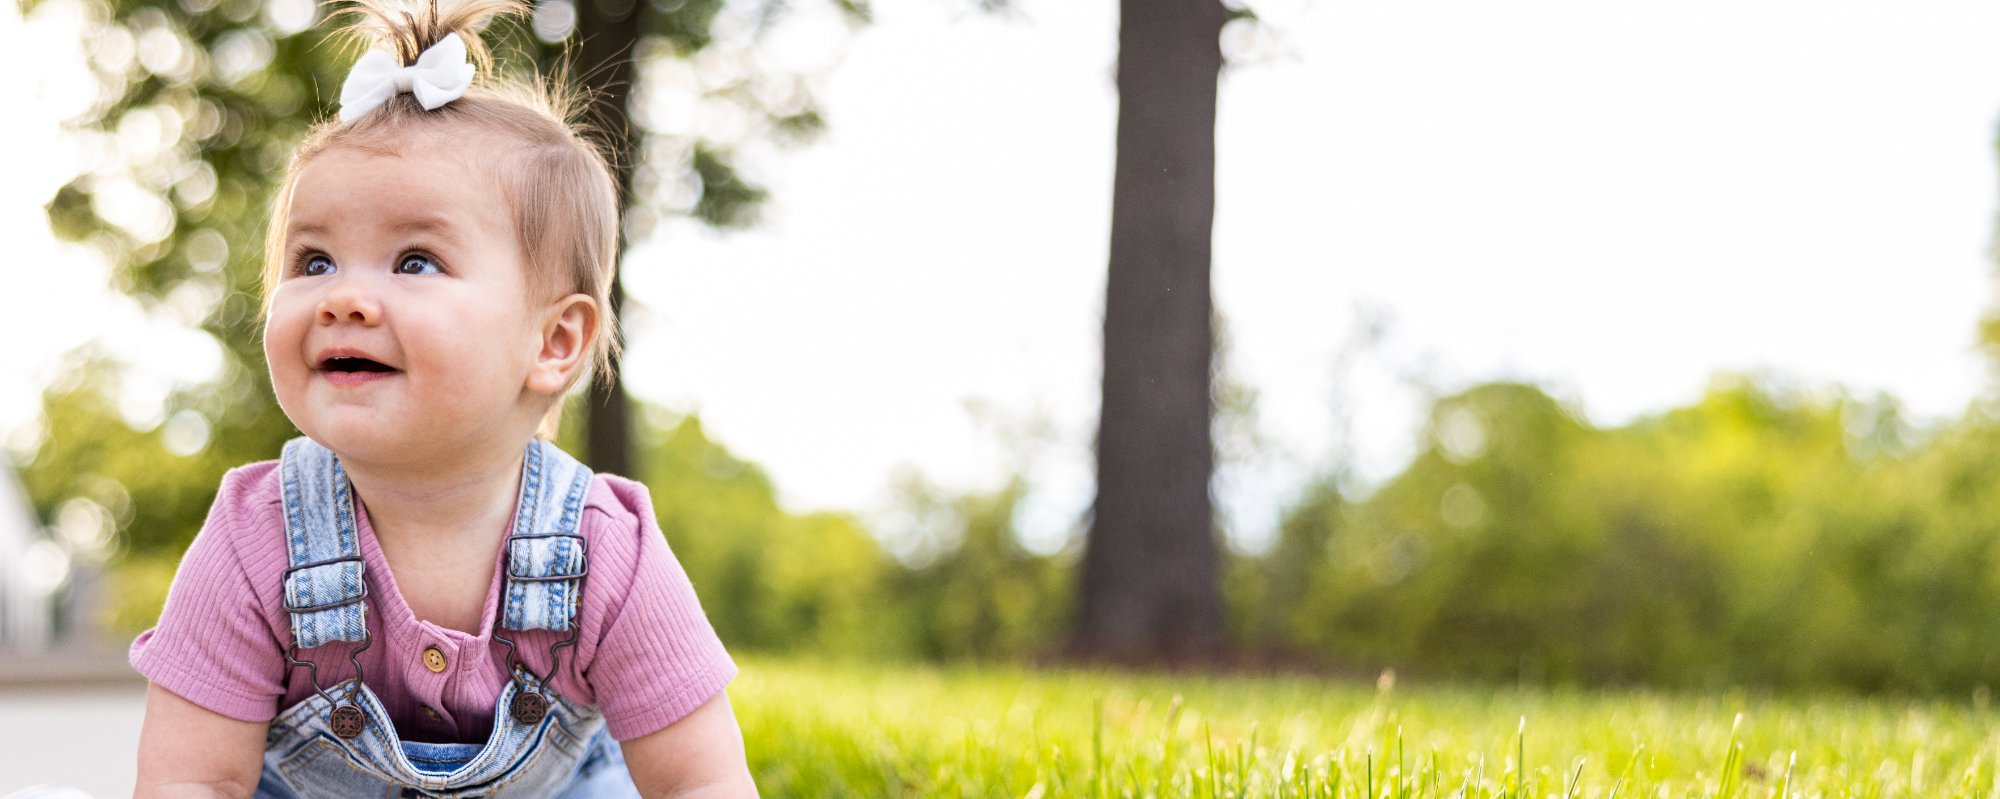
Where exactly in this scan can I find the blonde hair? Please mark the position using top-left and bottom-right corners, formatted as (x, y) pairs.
(260, 0), (622, 438)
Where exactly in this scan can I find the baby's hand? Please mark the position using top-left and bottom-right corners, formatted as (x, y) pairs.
(619, 692), (757, 798)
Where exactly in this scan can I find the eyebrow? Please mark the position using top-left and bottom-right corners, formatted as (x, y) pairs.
(288, 216), (467, 246)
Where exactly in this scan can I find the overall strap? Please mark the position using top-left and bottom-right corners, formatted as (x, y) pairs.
(500, 439), (593, 633)
(278, 437), (370, 649)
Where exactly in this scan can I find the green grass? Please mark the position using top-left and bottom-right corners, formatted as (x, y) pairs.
(732, 656), (2000, 798)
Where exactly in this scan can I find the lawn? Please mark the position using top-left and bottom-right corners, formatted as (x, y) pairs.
(732, 656), (1996, 798)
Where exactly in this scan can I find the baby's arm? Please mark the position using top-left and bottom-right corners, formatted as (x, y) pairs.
(134, 683), (266, 798)
(128, 471), (278, 797)
(620, 692), (757, 798)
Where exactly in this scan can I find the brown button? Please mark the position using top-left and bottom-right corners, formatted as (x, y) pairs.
(422, 646), (447, 673)
(421, 705), (442, 722)
(329, 705), (365, 739)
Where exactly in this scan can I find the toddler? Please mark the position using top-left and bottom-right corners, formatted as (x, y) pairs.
(128, 1), (752, 796)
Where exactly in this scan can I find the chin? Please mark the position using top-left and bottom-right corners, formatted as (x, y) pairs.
(306, 415), (531, 472)
(277, 388), (536, 465)
(290, 406), (420, 463)
(297, 423), (400, 467)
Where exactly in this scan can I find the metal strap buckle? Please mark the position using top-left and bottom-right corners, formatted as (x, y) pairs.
(503, 533), (590, 583)
(280, 555), (369, 614)
(284, 627), (373, 739)
(493, 532), (589, 724)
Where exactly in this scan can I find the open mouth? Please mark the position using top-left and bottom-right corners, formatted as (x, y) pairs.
(320, 356), (397, 373)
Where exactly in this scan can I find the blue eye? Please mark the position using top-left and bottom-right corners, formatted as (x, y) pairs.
(301, 254), (335, 277)
(396, 252), (441, 275)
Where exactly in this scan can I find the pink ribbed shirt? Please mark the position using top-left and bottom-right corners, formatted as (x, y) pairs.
(129, 460), (736, 743)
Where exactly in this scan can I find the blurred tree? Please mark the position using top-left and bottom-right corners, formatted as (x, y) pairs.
(21, 0), (859, 582)
(1245, 375), (2000, 693)
(889, 471), (1072, 660)
(558, 0), (857, 474)
(628, 410), (900, 655)
(1224, 477), (1340, 655)
(1073, 0), (1234, 664)
(569, 0), (642, 480)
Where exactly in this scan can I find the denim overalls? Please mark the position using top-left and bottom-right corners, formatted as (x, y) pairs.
(254, 437), (638, 798)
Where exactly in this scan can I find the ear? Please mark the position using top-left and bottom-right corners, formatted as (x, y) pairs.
(525, 293), (599, 397)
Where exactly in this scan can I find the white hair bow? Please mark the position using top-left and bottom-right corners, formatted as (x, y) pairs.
(338, 32), (475, 124)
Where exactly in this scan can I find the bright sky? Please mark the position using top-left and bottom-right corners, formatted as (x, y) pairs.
(5, 0), (2000, 553)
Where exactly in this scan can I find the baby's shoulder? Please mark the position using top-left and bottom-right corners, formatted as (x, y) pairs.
(575, 473), (676, 591)
(204, 459), (286, 535)
(149, 459), (292, 625)
(578, 473), (654, 554)
(219, 458), (283, 502)
(185, 459), (291, 579)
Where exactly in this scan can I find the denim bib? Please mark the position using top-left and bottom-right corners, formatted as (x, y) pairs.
(253, 437), (637, 798)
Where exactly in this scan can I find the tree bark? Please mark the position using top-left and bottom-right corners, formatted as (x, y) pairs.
(573, 0), (642, 479)
(1073, 0), (1230, 664)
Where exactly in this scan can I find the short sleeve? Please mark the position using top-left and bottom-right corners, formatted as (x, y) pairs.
(129, 468), (289, 723)
(585, 478), (737, 741)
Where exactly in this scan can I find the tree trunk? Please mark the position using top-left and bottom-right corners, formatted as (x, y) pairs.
(1073, 0), (1229, 664)
(586, 278), (633, 477)
(573, 0), (642, 479)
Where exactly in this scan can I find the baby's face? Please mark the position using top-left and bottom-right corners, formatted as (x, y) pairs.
(264, 139), (552, 468)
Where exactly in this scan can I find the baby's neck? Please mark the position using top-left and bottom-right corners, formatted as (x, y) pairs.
(342, 443), (528, 552)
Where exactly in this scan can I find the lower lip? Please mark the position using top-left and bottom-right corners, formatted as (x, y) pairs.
(318, 370), (399, 388)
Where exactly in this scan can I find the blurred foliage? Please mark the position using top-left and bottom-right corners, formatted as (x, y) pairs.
(883, 471), (1072, 660)
(629, 409), (905, 657)
(20, 351), (296, 561)
(1236, 375), (2000, 693)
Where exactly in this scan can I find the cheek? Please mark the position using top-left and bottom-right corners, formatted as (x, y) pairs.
(261, 310), (309, 421)
(261, 310), (303, 377)
(405, 315), (525, 385)
(470, 304), (544, 368)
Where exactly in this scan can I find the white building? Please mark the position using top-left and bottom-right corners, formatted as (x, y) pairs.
(0, 456), (57, 651)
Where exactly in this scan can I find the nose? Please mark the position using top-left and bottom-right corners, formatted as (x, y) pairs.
(316, 279), (382, 326)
